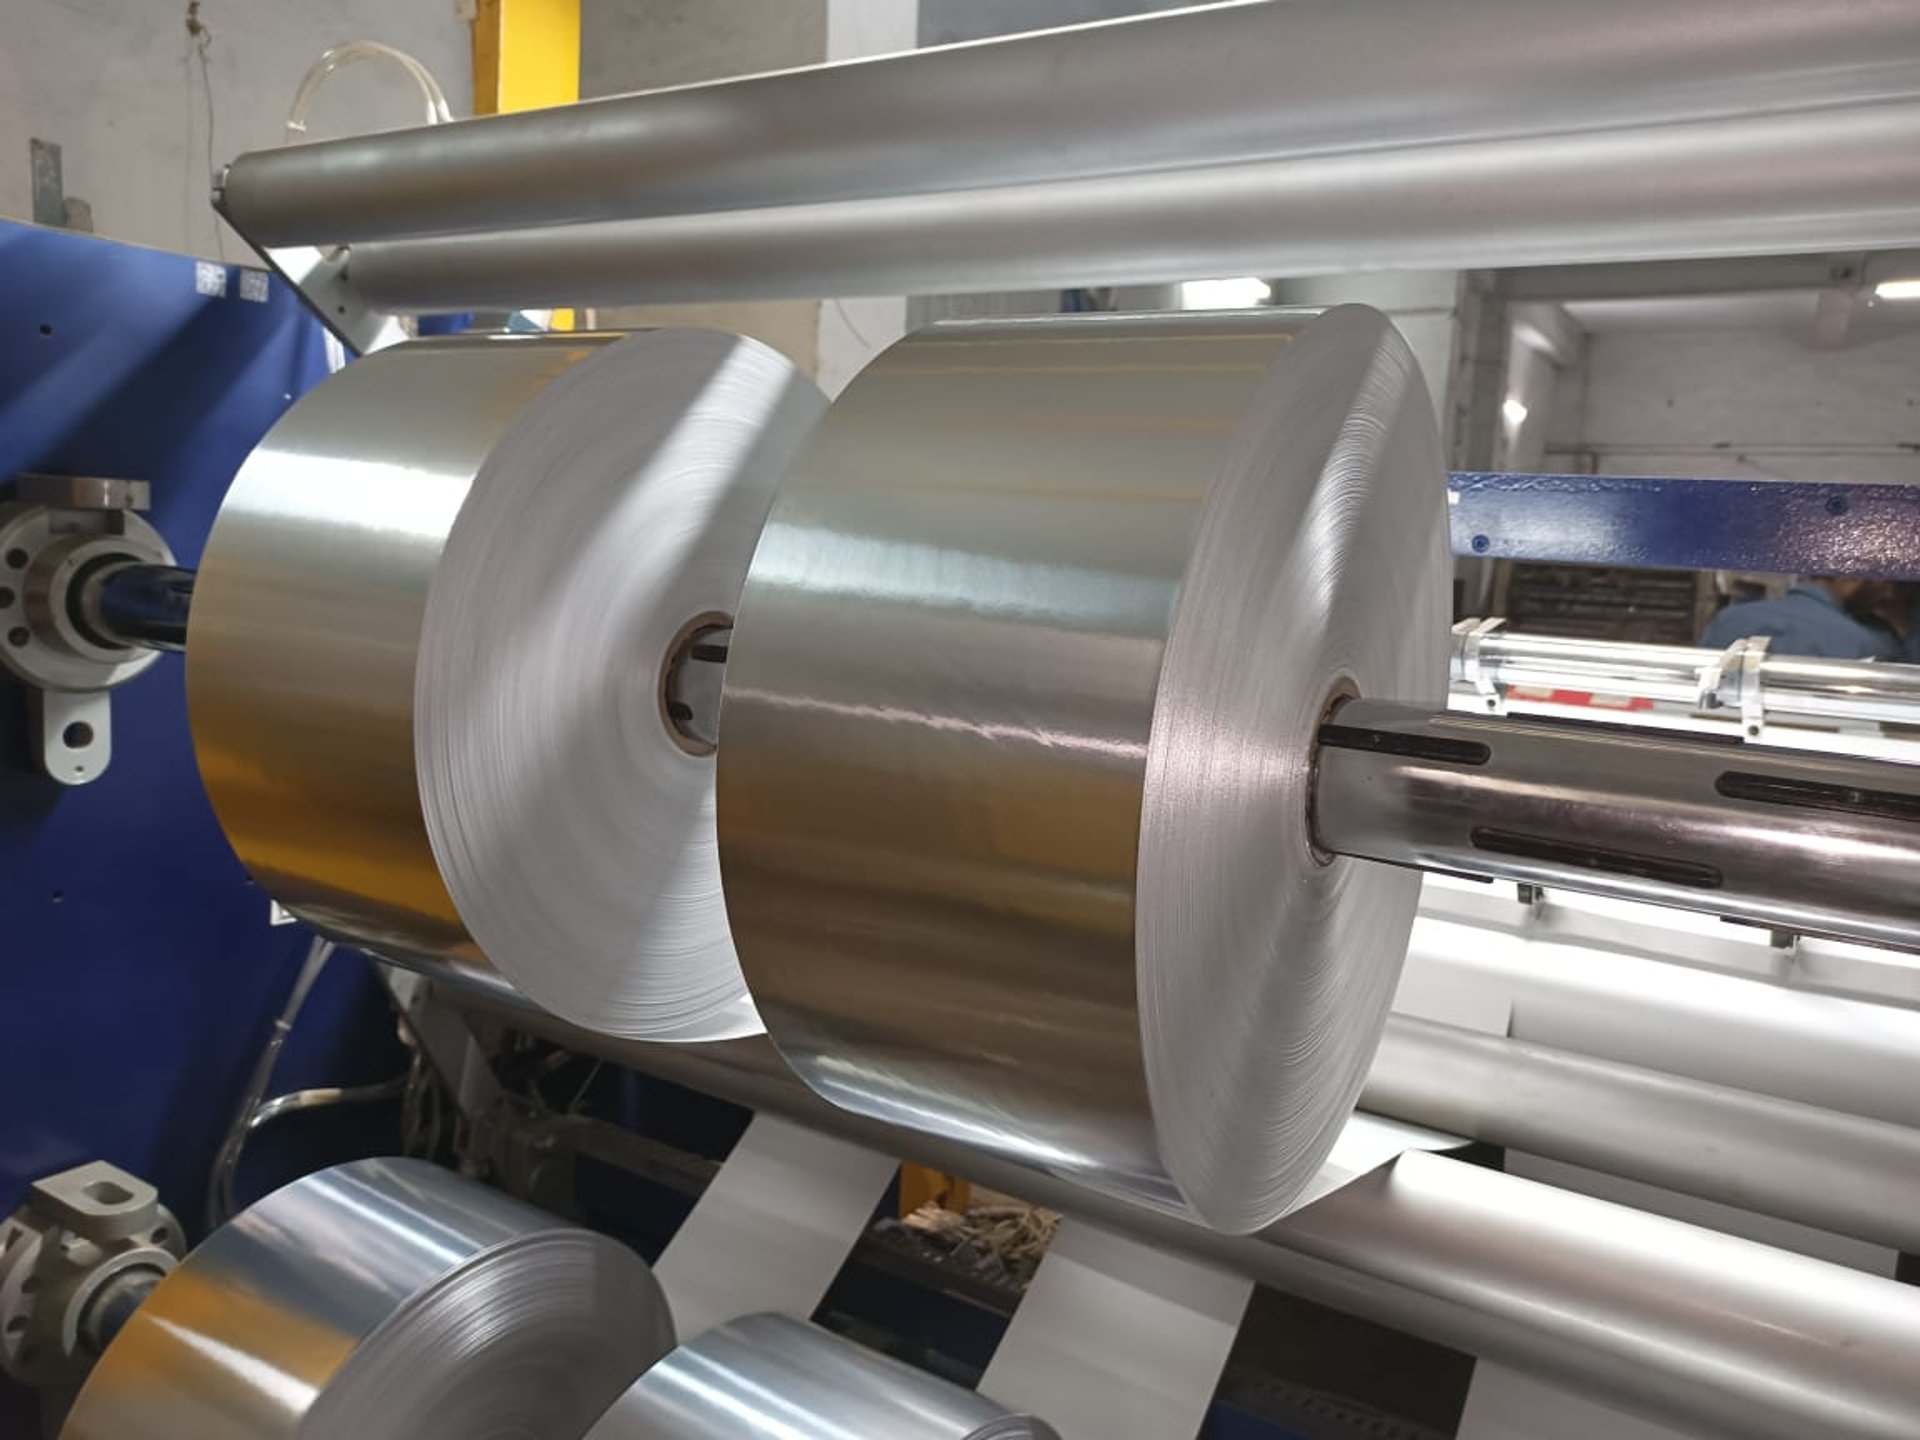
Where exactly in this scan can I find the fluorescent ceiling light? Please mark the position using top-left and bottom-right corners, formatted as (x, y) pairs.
(1502, 397), (1530, 428)
(1873, 277), (1920, 301)
(1179, 277), (1272, 309)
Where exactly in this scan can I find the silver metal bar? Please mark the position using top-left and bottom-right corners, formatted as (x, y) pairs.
(218, 0), (1920, 247)
(1764, 655), (1920, 727)
(1315, 701), (1920, 950)
(1454, 625), (1920, 728)
(1455, 630), (1725, 708)
(1403, 910), (1920, 1132)
(1363, 1014), (1920, 1253)
(344, 100), (1920, 311)
(81, 563), (193, 653)
(450, 989), (1920, 1440)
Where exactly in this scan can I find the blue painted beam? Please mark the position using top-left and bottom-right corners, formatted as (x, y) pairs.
(1449, 472), (1920, 579)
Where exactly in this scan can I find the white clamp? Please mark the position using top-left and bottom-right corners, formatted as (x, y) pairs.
(1451, 617), (1508, 713)
(1734, 635), (1771, 737)
(1702, 635), (1771, 737)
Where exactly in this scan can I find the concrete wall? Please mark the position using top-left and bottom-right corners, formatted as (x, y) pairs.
(581, 0), (916, 388)
(919, 0), (1192, 45)
(1546, 326), (1920, 486)
(580, 0), (824, 92)
(582, 0), (831, 376)
(0, 0), (470, 261)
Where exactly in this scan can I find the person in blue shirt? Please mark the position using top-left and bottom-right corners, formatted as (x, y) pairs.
(1699, 578), (1903, 660)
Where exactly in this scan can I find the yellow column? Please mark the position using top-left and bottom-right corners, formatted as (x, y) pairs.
(472, 0), (580, 115)
(472, 0), (581, 327)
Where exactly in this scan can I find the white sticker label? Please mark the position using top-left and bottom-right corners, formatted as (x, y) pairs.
(238, 269), (270, 303)
(195, 261), (228, 298)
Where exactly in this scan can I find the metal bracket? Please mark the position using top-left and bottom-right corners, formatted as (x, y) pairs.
(258, 242), (410, 356)
(1704, 635), (1772, 738)
(1735, 635), (1771, 738)
(1452, 616), (1508, 713)
(376, 965), (504, 1120)
(0, 1161), (182, 1389)
(29, 689), (111, 784)
(0, 486), (171, 785)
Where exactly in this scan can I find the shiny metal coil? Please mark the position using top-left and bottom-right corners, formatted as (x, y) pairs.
(601, 1311), (1059, 1440)
(717, 308), (1450, 1231)
(189, 331), (824, 1037)
(61, 1157), (674, 1440)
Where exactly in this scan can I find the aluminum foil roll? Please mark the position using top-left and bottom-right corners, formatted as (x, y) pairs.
(61, 1157), (674, 1440)
(717, 308), (1449, 1231)
(601, 1312), (1059, 1440)
(189, 331), (824, 1037)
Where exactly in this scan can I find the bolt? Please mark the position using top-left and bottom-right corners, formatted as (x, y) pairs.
(1470, 534), (1491, 553)
(7, 627), (28, 648)
(1825, 494), (1850, 516)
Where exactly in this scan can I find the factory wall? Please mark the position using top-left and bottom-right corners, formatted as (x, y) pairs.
(582, 0), (917, 388)
(0, 0), (471, 261)
(581, 0), (832, 376)
(1546, 325), (1920, 486)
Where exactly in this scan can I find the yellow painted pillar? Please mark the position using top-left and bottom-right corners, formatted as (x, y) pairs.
(472, 0), (580, 327)
(472, 0), (580, 115)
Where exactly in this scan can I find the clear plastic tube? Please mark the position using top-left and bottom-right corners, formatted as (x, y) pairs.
(204, 936), (334, 1230)
(285, 42), (451, 144)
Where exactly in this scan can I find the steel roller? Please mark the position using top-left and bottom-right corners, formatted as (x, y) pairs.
(217, 0), (1920, 245)
(345, 100), (1920, 312)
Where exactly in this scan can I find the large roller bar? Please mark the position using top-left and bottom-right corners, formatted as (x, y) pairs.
(1453, 623), (1920, 729)
(1403, 913), (1920, 1129)
(218, 0), (1920, 247)
(1316, 700), (1920, 950)
(454, 990), (1920, 1440)
(1363, 1014), (1920, 1253)
(346, 99), (1920, 310)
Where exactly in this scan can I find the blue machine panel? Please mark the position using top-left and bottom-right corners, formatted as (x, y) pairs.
(1449, 471), (1920, 578)
(0, 222), (403, 1255)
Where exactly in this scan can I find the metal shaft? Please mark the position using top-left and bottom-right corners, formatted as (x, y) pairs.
(217, 0), (1920, 247)
(1455, 625), (1920, 728)
(79, 563), (194, 653)
(1363, 1014), (1920, 1254)
(346, 99), (1920, 311)
(1315, 700), (1920, 950)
